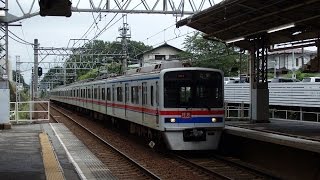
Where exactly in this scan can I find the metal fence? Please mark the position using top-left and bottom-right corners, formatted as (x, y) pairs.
(10, 101), (50, 124)
(225, 104), (320, 122)
(225, 83), (320, 108)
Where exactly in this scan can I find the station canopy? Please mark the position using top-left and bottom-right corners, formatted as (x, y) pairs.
(176, 0), (320, 50)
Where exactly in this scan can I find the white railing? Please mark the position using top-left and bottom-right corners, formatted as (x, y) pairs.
(225, 105), (320, 122)
(10, 101), (50, 124)
(225, 104), (250, 120)
(225, 83), (320, 108)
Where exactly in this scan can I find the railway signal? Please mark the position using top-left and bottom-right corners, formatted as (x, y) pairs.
(38, 67), (43, 77)
(39, 0), (72, 17)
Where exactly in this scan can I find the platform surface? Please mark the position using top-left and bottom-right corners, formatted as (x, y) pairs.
(0, 123), (116, 180)
(0, 124), (45, 180)
(225, 119), (320, 153)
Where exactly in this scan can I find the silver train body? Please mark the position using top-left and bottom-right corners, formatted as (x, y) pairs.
(50, 64), (224, 150)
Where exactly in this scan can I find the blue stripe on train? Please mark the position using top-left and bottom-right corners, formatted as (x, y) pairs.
(166, 117), (223, 123)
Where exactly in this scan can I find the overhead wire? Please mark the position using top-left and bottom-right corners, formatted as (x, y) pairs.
(20, 26), (33, 62)
(6, 29), (34, 45)
(151, 30), (197, 47)
(141, 24), (176, 43)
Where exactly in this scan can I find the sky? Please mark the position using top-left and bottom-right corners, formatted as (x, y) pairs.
(8, 0), (215, 84)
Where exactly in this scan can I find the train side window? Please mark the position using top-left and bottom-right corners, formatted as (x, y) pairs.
(102, 88), (105, 100)
(107, 88), (111, 100)
(131, 87), (134, 103)
(150, 85), (154, 106)
(117, 87), (123, 102)
(131, 86), (139, 104)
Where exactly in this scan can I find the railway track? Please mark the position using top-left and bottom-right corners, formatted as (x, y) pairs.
(43, 103), (160, 180)
(172, 152), (278, 180)
(43, 102), (278, 179)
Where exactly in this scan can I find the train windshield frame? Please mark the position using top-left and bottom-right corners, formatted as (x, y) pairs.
(164, 70), (223, 108)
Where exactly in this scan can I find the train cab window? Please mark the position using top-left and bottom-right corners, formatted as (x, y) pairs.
(117, 87), (123, 102)
(94, 88), (97, 99)
(107, 88), (111, 100)
(150, 86), (154, 106)
(180, 87), (191, 104)
(102, 88), (105, 100)
(164, 71), (223, 108)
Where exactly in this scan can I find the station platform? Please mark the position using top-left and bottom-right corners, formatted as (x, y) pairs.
(225, 119), (320, 153)
(0, 123), (116, 180)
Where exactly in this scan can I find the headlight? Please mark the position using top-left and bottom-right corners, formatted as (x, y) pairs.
(170, 118), (176, 123)
(211, 118), (217, 123)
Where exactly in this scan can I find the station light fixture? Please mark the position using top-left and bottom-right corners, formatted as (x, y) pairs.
(225, 37), (245, 44)
(267, 23), (295, 33)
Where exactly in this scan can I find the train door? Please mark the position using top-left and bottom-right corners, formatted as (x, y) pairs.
(98, 86), (101, 113)
(142, 82), (147, 123)
(112, 85), (115, 115)
(125, 83), (129, 118)
(155, 81), (159, 126)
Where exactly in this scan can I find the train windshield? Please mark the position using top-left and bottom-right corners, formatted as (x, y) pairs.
(164, 70), (223, 108)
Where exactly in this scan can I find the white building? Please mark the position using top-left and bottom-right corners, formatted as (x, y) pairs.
(136, 43), (183, 67)
(268, 49), (316, 71)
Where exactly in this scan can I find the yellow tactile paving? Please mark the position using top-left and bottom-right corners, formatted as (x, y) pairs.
(39, 132), (65, 180)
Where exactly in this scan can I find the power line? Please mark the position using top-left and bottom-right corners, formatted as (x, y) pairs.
(142, 24), (176, 43)
(20, 26), (32, 61)
(151, 30), (197, 47)
(6, 29), (34, 45)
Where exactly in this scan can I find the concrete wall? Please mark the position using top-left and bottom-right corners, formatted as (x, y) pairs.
(0, 81), (9, 124)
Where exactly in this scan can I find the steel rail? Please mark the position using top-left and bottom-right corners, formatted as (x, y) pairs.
(50, 104), (161, 180)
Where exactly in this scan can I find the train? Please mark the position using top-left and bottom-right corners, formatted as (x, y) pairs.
(50, 61), (225, 150)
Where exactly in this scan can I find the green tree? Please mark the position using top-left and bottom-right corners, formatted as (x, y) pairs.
(12, 70), (29, 88)
(182, 32), (248, 76)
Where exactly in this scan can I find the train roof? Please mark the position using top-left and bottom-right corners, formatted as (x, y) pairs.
(50, 61), (223, 92)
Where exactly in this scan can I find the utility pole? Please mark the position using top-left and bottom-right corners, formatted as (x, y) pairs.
(33, 39), (39, 100)
(118, 14), (131, 73)
(16, 56), (21, 103)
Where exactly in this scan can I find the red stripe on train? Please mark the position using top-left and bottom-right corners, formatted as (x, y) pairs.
(55, 97), (224, 116)
(159, 110), (224, 116)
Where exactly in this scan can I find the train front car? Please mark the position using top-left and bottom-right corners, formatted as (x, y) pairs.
(160, 68), (224, 150)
